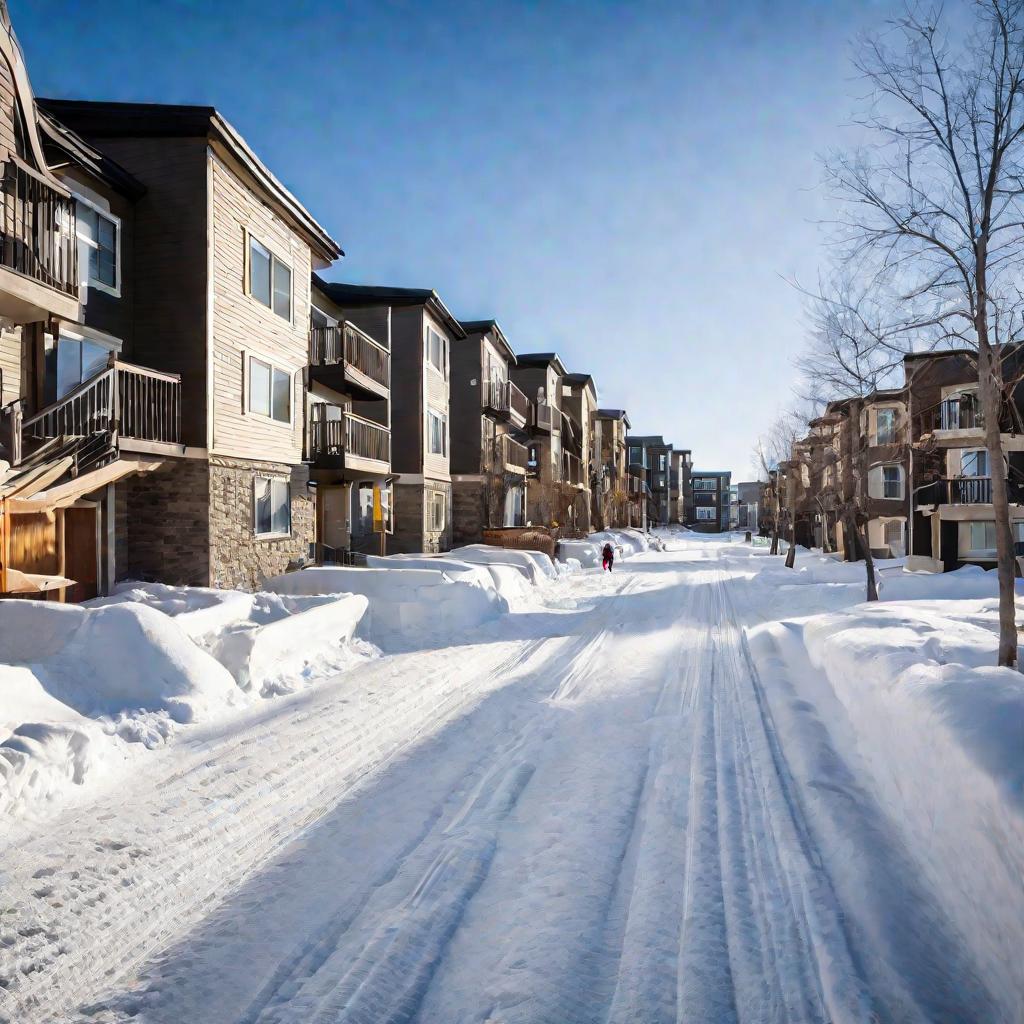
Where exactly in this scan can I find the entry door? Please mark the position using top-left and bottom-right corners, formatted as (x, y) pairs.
(64, 507), (98, 602)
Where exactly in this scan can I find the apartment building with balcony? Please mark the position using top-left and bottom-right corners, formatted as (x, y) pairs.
(306, 278), (391, 559)
(562, 372), (597, 530)
(670, 448), (692, 525)
(594, 408), (633, 527)
(0, 8), (205, 598)
(449, 319), (529, 544)
(627, 435), (673, 525)
(32, 97), (343, 591)
(688, 470), (731, 532)
(310, 283), (462, 553)
(906, 347), (1024, 572)
(510, 352), (567, 527)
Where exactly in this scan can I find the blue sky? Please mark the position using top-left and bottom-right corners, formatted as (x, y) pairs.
(15, 0), (900, 477)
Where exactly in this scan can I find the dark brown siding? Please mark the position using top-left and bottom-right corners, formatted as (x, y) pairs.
(389, 306), (425, 475)
(87, 136), (210, 447)
(449, 331), (483, 474)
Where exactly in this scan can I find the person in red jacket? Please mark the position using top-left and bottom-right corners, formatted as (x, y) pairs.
(602, 542), (615, 571)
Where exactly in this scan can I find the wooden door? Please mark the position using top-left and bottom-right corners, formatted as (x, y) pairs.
(63, 507), (98, 602)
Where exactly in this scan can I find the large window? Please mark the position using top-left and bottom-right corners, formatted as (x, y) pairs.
(882, 465), (902, 499)
(696, 506), (716, 520)
(968, 521), (997, 553)
(961, 449), (989, 477)
(249, 236), (292, 321)
(693, 478), (716, 491)
(76, 198), (119, 293)
(47, 333), (111, 402)
(254, 477), (290, 536)
(875, 408), (897, 445)
(248, 357), (291, 423)
(425, 326), (447, 376)
(427, 408), (447, 455)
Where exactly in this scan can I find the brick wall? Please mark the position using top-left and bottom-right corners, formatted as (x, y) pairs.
(208, 455), (314, 590)
(119, 458), (211, 585)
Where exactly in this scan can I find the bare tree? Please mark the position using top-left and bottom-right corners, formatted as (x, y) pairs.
(825, 0), (1024, 664)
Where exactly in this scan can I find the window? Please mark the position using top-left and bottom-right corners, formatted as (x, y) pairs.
(427, 408), (447, 455)
(696, 507), (716, 520)
(969, 521), (997, 553)
(76, 199), (119, 292)
(658, 454), (667, 471)
(425, 326), (447, 376)
(876, 408), (896, 445)
(430, 490), (446, 531)
(248, 236), (291, 321)
(254, 477), (290, 536)
(884, 519), (905, 555)
(961, 449), (989, 477)
(46, 333), (111, 402)
(694, 478), (716, 491)
(882, 465), (902, 499)
(248, 357), (291, 423)
(628, 447), (643, 465)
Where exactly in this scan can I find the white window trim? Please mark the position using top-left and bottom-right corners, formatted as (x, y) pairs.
(429, 490), (447, 532)
(696, 506), (716, 520)
(253, 475), (292, 539)
(959, 448), (989, 477)
(245, 230), (294, 324)
(59, 323), (124, 353)
(424, 323), (448, 379)
(74, 191), (121, 298)
(881, 463), (904, 500)
(243, 349), (296, 428)
(426, 406), (448, 457)
(874, 406), (899, 445)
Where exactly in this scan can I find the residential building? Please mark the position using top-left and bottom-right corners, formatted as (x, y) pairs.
(562, 372), (597, 530)
(688, 470), (732, 532)
(36, 99), (343, 591)
(626, 435), (673, 525)
(449, 319), (530, 544)
(308, 284), (464, 554)
(671, 449), (692, 524)
(906, 348), (1024, 571)
(306, 278), (392, 559)
(594, 408), (635, 527)
(734, 481), (762, 532)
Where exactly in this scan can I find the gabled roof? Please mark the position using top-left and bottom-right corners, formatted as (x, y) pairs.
(626, 434), (668, 447)
(459, 319), (515, 364)
(514, 352), (569, 376)
(596, 408), (631, 428)
(37, 99), (342, 264)
(313, 278), (466, 338)
(564, 371), (597, 400)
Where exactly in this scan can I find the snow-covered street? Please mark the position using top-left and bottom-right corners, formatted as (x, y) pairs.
(3, 533), (1022, 1023)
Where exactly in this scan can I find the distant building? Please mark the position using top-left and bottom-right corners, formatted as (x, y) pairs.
(688, 470), (732, 532)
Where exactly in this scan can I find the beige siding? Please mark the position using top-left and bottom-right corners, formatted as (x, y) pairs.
(209, 152), (311, 464)
(423, 311), (450, 482)
(0, 325), (22, 404)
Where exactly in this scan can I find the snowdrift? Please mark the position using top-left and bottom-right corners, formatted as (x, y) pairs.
(449, 544), (557, 585)
(556, 540), (601, 568)
(265, 565), (509, 650)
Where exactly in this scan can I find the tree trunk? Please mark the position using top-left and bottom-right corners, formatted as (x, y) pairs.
(770, 515), (780, 555)
(843, 506), (878, 601)
(978, 339), (1018, 668)
(785, 503), (797, 568)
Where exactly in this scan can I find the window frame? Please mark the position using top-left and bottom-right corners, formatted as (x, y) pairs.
(253, 475), (292, 538)
(875, 407), (897, 445)
(74, 192), (121, 297)
(424, 324), (448, 378)
(695, 506), (716, 520)
(967, 520), (998, 555)
(430, 490), (447, 532)
(427, 407), (448, 457)
(881, 464), (903, 499)
(246, 232), (293, 323)
(245, 351), (294, 426)
(960, 448), (989, 478)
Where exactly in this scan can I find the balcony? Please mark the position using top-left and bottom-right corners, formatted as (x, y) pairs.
(494, 433), (528, 474)
(934, 396), (984, 434)
(0, 157), (80, 323)
(482, 380), (529, 429)
(8, 358), (182, 475)
(562, 452), (583, 487)
(309, 410), (390, 472)
(309, 322), (390, 401)
(532, 401), (554, 434)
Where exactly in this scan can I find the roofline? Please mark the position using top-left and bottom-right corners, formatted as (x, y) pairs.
(458, 319), (515, 363)
(313, 276), (466, 338)
(37, 99), (342, 264)
(514, 352), (569, 376)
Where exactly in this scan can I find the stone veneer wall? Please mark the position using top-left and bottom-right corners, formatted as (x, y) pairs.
(451, 479), (484, 547)
(120, 457), (211, 586)
(208, 455), (314, 590)
(391, 480), (453, 554)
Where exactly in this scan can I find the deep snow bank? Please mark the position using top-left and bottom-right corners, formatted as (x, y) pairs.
(265, 565), (509, 650)
(749, 596), (1024, 1007)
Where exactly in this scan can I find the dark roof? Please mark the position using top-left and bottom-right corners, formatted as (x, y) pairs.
(314, 278), (465, 338)
(692, 469), (731, 477)
(458, 319), (514, 363)
(626, 434), (668, 447)
(37, 99), (341, 263)
(596, 408), (631, 428)
(37, 110), (146, 200)
(514, 351), (568, 376)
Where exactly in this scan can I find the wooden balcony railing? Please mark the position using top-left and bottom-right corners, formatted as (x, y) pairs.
(482, 379), (509, 416)
(563, 452), (582, 486)
(310, 322), (390, 390)
(507, 381), (528, 423)
(495, 433), (528, 472)
(0, 157), (78, 299)
(532, 402), (554, 433)
(20, 358), (181, 457)
(310, 411), (390, 465)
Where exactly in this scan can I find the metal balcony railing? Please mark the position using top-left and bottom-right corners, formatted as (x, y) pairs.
(1, 156), (78, 299)
(310, 411), (390, 464)
(309, 322), (390, 390)
(936, 396), (984, 431)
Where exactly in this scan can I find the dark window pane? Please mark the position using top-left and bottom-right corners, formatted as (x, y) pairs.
(250, 239), (271, 307)
(271, 480), (291, 534)
(272, 368), (291, 422)
(273, 259), (291, 319)
(81, 340), (108, 383)
(254, 477), (272, 534)
(56, 338), (81, 399)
